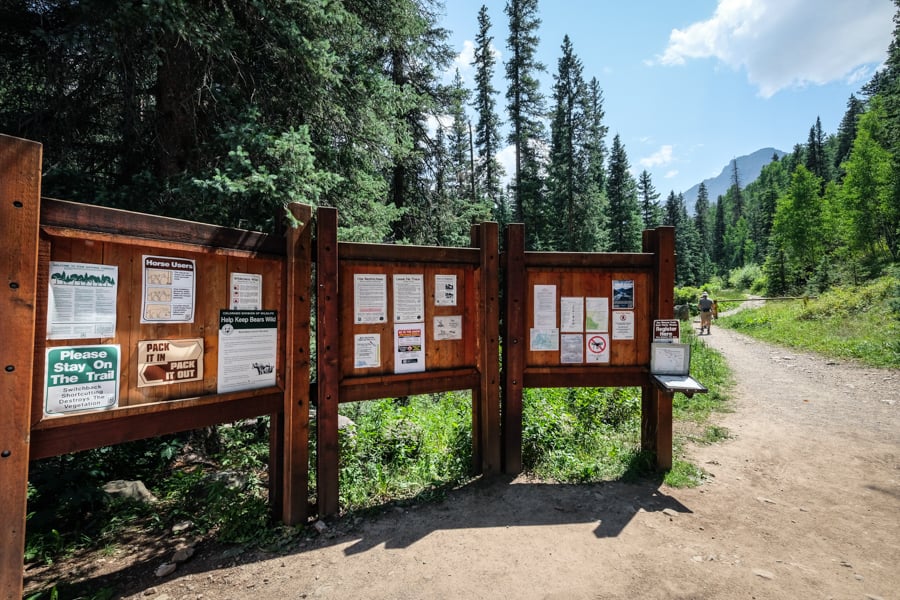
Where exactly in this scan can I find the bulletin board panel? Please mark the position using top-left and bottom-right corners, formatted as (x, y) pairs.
(501, 223), (675, 475)
(523, 269), (653, 375)
(27, 199), (293, 459)
(314, 207), (500, 516)
(336, 254), (482, 401)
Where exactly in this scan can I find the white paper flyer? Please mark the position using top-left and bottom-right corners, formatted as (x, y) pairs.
(47, 261), (118, 340)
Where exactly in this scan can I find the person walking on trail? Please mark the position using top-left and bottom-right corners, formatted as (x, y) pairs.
(698, 291), (714, 334)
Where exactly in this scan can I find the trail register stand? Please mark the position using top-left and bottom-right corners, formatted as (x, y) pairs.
(1, 134), (697, 598)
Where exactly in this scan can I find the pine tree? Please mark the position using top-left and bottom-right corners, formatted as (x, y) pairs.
(834, 95), (866, 180)
(583, 77), (610, 250)
(728, 159), (744, 222)
(606, 135), (642, 252)
(547, 35), (592, 250)
(505, 0), (547, 246)
(471, 5), (504, 217)
(804, 116), (828, 187)
(712, 196), (727, 273)
(637, 171), (662, 229)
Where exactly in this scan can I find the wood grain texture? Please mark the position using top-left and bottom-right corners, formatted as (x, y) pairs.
(0, 134), (42, 600)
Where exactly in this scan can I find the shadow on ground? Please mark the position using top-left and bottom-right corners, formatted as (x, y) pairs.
(26, 473), (692, 598)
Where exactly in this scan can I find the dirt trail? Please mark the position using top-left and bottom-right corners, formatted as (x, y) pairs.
(36, 318), (900, 599)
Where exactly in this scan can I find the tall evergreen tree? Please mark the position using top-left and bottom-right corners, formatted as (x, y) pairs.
(637, 171), (662, 229)
(547, 35), (596, 250)
(712, 196), (727, 272)
(606, 135), (642, 252)
(505, 0), (547, 246)
(471, 5), (504, 217)
(728, 159), (744, 222)
(0, 0), (450, 241)
(693, 182), (711, 247)
(583, 77), (610, 250)
(804, 116), (828, 187)
(833, 95), (866, 179)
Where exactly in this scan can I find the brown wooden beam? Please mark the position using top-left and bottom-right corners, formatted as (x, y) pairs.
(339, 369), (480, 403)
(40, 198), (285, 255)
(281, 203), (313, 525)
(29, 392), (283, 460)
(0, 134), (42, 600)
(316, 207), (341, 517)
(523, 252), (654, 269)
(339, 242), (479, 265)
(501, 224), (525, 474)
(478, 222), (501, 474)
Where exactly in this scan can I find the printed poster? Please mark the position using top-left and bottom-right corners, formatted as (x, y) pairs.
(612, 310), (635, 340)
(612, 279), (634, 309)
(586, 334), (610, 363)
(435, 274), (458, 306)
(585, 297), (609, 332)
(354, 334), (381, 369)
(560, 297), (584, 332)
(433, 315), (462, 341)
(230, 273), (262, 310)
(530, 328), (559, 351)
(47, 261), (118, 340)
(141, 255), (196, 323)
(217, 310), (278, 393)
(394, 323), (426, 374)
(560, 334), (584, 363)
(533, 284), (557, 328)
(354, 274), (387, 324)
(44, 345), (120, 415)
(393, 274), (425, 323)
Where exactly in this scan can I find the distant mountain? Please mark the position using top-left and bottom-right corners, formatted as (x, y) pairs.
(682, 147), (786, 214)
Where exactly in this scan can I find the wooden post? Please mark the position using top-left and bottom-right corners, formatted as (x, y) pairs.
(501, 224), (525, 474)
(469, 225), (482, 472)
(0, 135), (42, 600)
(649, 227), (675, 469)
(281, 203), (313, 524)
(478, 222), (501, 474)
(315, 207), (341, 516)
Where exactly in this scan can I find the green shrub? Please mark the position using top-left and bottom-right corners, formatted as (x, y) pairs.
(727, 263), (763, 291)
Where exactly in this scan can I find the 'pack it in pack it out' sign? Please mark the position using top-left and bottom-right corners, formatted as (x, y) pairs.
(138, 338), (204, 387)
(44, 345), (120, 416)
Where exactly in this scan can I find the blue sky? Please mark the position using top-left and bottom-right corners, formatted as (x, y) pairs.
(439, 0), (895, 196)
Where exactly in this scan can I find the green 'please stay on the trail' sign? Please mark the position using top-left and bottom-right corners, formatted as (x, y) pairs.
(44, 344), (120, 415)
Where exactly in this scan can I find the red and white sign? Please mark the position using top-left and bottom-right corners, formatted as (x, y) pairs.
(586, 334), (610, 363)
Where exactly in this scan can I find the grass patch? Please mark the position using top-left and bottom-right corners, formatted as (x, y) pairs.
(718, 276), (900, 368)
(663, 460), (708, 487)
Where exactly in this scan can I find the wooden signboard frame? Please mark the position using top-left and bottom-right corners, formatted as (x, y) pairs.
(3, 133), (679, 597)
(315, 208), (500, 516)
(1, 134), (312, 599)
(502, 224), (676, 474)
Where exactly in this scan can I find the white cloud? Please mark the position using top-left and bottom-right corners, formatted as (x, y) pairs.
(656, 0), (894, 97)
(448, 40), (503, 83)
(664, 170), (679, 179)
(497, 144), (516, 187)
(452, 40), (477, 78)
(640, 145), (675, 168)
